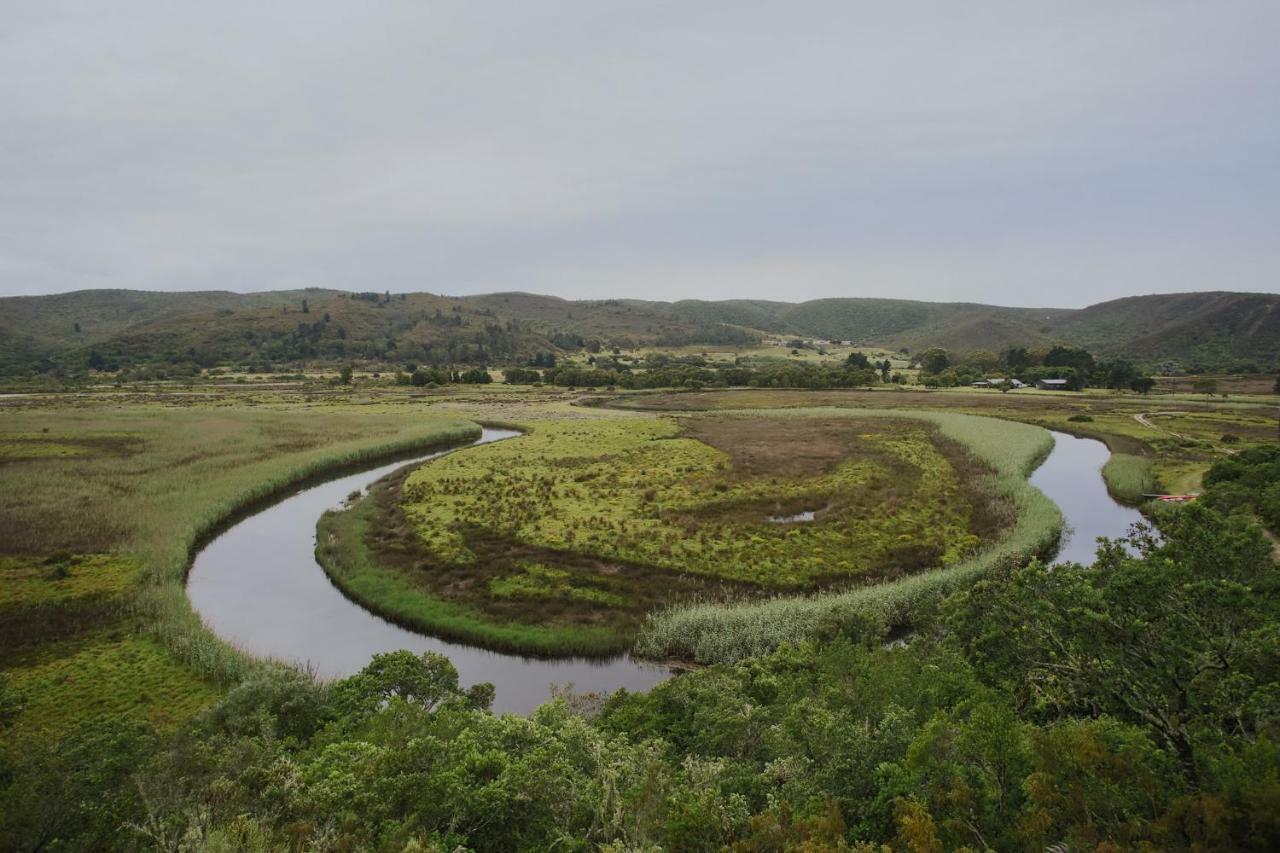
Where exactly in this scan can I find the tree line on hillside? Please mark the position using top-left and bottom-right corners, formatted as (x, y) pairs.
(913, 345), (1161, 392)
(536, 359), (883, 390)
(394, 365), (493, 386)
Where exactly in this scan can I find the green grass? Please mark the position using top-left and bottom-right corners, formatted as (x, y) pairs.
(316, 407), (1005, 656)
(0, 554), (141, 609)
(488, 563), (626, 607)
(316, 491), (623, 656)
(0, 399), (483, 737)
(1, 632), (222, 740)
(400, 416), (984, 587)
(634, 408), (1059, 665)
(1101, 453), (1156, 502)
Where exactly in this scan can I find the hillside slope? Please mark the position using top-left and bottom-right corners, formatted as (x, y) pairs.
(1, 288), (1275, 373)
(1054, 292), (1280, 367)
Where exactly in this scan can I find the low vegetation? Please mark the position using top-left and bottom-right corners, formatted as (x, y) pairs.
(320, 411), (1006, 654)
(636, 409), (1059, 664)
(614, 386), (1279, 502)
(0, 398), (481, 744)
(1101, 452), (1156, 502)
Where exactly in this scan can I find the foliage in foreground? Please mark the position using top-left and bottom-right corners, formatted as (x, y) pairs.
(2, 503), (1275, 851)
(636, 408), (1060, 664)
(1201, 443), (1280, 531)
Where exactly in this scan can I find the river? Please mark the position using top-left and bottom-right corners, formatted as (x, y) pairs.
(1030, 430), (1147, 565)
(188, 424), (1144, 713)
(187, 428), (671, 714)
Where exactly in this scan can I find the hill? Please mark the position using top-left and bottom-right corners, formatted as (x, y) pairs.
(0, 288), (1275, 375)
(669, 292), (1278, 368)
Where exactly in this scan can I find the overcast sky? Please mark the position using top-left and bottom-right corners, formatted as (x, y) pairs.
(2, 2), (1278, 306)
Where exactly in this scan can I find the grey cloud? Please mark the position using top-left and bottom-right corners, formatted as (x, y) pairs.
(2, 1), (1278, 306)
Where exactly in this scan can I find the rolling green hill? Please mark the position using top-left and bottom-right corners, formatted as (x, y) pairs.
(1, 288), (1275, 375)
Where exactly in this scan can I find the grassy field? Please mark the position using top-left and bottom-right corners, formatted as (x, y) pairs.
(2, 382), (1272, 731)
(635, 408), (1060, 664)
(318, 408), (1008, 654)
(612, 386), (1279, 502)
(317, 477), (626, 656)
(0, 396), (481, 740)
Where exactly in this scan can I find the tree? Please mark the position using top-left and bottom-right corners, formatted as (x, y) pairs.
(0, 719), (157, 851)
(1044, 345), (1095, 372)
(1097, 359), (1139, 390)
(880, 359), (892, 382)
(301, 298), (309, 314)
(1003, 347), (1031, 368)
(966, 350), (1000, 371)
(919, 348), (950, 374)
(1129, 376), (1155, 394)
(948, 505), (1278, 785)
(332, 651), (493, 716)
(505, 367), (540, 384)
(846, 352), (871, 370)
(339, 363), (353, 384)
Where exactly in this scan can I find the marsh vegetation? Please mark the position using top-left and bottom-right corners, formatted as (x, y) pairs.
(1, 383), (1276, 850)
(318, 411), (1010, 655)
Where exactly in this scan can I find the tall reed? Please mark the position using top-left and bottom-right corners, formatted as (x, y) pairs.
(0, 404), (481, 687)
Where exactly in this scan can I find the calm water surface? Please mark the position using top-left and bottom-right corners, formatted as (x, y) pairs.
(188, 424), (1141, 713)
(187, 428), (671, 714)
(1030, 430), (1148, 564)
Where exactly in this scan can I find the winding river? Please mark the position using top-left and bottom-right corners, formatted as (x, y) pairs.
(187, 429), (671, 714)
(188, 424), (1145, 714)
(1031, 430), (1147, 564)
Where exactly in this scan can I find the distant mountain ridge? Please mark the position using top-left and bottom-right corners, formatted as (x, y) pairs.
(1, 288), (1276, 373)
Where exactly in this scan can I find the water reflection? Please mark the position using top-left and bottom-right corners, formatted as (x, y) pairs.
(1030, 430), (1148, 565)
(187, 429), (671, 714)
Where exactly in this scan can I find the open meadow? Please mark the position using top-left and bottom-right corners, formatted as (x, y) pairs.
(0, 392), (481, 741)
(319, 407), (1012, 654)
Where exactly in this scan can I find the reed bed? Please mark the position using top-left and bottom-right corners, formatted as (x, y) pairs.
(635, 408), (1060, 665)
(0, 404), (481, 687)
(1101, 453), (1156, 503)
